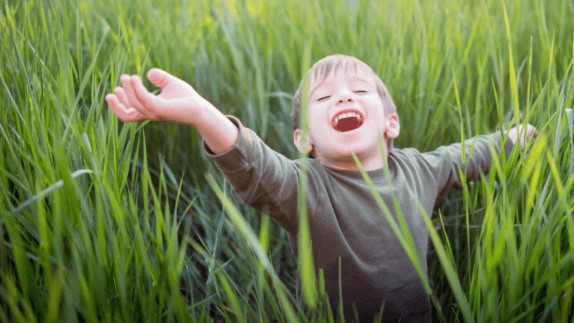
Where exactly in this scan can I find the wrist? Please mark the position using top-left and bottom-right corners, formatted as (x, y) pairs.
(193, 105), (239, 154)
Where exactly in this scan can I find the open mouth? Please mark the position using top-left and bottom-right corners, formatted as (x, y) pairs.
(332, 111), (364, 132)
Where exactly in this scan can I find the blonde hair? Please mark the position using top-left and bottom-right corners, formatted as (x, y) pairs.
(292, 54), (398, 150)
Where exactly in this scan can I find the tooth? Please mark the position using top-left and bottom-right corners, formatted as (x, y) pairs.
(332, 111), (364, 129)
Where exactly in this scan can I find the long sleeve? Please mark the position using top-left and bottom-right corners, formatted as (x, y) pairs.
(419, 132), (514, 198)
(203, 116), (302, 234)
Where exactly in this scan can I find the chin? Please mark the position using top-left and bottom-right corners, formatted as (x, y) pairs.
(339, 139), (377, 154)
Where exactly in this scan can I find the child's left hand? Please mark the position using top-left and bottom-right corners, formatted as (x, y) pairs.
(507, 124), (538, 148)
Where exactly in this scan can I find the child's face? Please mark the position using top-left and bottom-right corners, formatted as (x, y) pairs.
(293, 66), (399, 170)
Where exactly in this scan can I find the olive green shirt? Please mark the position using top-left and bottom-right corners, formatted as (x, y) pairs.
(205, 117), (512, 322)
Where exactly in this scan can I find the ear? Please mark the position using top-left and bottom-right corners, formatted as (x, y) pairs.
(293, 129), (313, 153)
(384, 114), (400, 139)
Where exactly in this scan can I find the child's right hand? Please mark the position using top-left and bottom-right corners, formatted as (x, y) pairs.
(105, 68), (239, 154)
(105, 68), (213, 126)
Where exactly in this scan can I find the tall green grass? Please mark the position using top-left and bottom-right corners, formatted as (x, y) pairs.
(1, 0), (573, 321)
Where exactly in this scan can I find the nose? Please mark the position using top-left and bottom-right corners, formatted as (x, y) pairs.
(336, 90), (354, 104)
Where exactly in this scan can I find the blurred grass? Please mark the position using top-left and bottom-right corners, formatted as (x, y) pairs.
(1, 0), (573, 321)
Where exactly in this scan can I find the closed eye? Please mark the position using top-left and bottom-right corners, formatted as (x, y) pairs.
(317, 95), (331, 101)
(354, 90), (368, 94)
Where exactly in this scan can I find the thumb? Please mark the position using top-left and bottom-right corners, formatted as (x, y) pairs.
(147, 68), (174, 89)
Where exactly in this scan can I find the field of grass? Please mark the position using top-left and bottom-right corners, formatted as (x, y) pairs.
(1, 0), (573, 321)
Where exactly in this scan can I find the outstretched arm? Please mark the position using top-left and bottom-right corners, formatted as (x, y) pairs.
(105, 68), (239, 154)
(421, 123), (538, 197)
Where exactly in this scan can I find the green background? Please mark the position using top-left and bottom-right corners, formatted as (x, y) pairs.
(1, 0), (573, 321)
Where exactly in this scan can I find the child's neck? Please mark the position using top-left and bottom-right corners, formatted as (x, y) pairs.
(316, 151), (389, 171)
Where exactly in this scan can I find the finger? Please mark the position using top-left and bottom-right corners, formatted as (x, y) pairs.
(526, 125), (538, 139)
(132, 75), (160, 115)
(147, 68), (172, 89)
(114, 87), (130, 107)
(105, 93), (145, 122)
(106, 93), (134, 121)
(105, 93), (117, 107)
(114, 87), (149, 121)
(121, 75), (147, 113)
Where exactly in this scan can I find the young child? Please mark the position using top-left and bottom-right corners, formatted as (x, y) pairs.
(105, 54), (537, 322)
